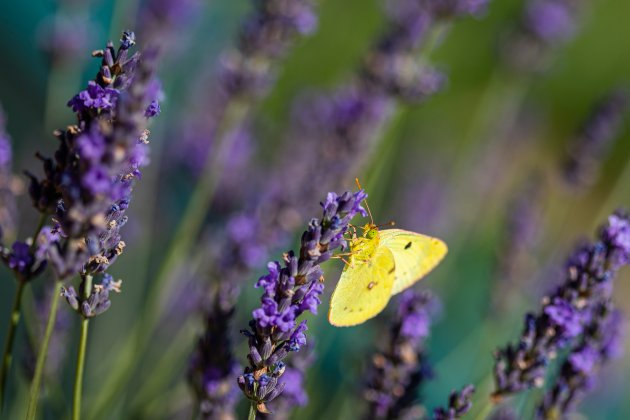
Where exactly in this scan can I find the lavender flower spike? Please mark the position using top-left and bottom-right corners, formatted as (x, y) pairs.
(493, 212), (630, 399)
(563, 89), (629, 188)
(537, 302), (625, 418)
(364, 290), (436, 420)
(238, 190), (367, 414)
(433, 385), (476, 420)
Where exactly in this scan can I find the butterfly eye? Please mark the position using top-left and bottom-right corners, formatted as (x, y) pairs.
(366, 229), (377, 239)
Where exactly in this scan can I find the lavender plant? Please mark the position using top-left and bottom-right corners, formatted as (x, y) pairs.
(493, 212), (630, 400)
(537, 302), (625, 419)
(363, 290), (436, 420)
(502, 0), (580, 72)
(563, 89), (629, 188)
(7, 31), (161, 420)
(238, 190), (367, 415)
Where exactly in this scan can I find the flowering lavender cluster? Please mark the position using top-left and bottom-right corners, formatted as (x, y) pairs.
(563, 89), (629, 188)
(24, 31), (159, 311)
(187, 287), (240, 419)
(221, 0), (316, 98)
(261, 345), (314, 419)
(493, 213), (630, 399)
(177, 0), (317, 175)
(433, 385), (476, 420)
(537, 300), (624, 418)
(361, 0), (486, 103)
(364, 290), (436, 419)
(502, 0), (579, 71)
(237, 190), (367, 414)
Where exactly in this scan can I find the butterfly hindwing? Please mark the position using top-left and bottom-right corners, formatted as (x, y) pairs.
(380, 229), (447, 295)
(328, 245), (396, 327)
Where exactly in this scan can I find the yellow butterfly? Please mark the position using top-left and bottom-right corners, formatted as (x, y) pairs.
(328, 183), (447, 327)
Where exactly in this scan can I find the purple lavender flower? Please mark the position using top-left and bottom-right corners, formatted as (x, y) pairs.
(493, 212), (630, 399)
(238, 190), (367, 414)
(537, 302), (625, 418)
(492, 177), (542, 312)
(502, 0), (579, 72)
(25, 31), (159, 315)
(188, 286), (240, 419)
(174, 0), (318, 176)
(262, 345), (314, 420)
(564, 89), (629, 188)
(364, 290), (436, 420)
(0, 105), (17, 239)
(433, 385), (476, 420)
(36, 14), (90, 64)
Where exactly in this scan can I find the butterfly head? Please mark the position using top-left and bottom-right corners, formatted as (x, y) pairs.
(362, 223), (379, 239)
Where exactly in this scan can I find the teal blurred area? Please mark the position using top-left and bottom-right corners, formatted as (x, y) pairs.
(1, 0), (630, 418)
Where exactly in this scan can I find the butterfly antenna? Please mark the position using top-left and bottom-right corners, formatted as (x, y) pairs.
(376, 221), (396, 228)
(355, 178), (374, 224)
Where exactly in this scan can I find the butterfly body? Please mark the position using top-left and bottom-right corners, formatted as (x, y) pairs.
(328, 224), (447, 327)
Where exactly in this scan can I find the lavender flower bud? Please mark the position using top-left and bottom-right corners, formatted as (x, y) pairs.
(433, 385), (476, 419)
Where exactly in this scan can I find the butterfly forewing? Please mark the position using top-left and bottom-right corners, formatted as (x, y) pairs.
(328, 245), (396, 327)
(379, 229), (447, 295)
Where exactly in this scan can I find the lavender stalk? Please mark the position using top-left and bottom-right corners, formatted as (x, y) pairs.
(493, 212), (630, 400)
(238, 190), (367, 414)
(563, 89), (629, 189)
(537, 302), (624, 418)
(363, 290), (436, 420)
(23, 31), (160, 420)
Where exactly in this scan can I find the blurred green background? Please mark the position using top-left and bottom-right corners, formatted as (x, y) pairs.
(1, 0), (630, 418)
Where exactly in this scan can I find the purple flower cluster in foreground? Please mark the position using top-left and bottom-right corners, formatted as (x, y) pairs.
(493, 213), (630, 398)
(21, 31), (159, 314)
(564, 89), (629, 188)
(538, 301), (624, 417)
(364, 290), (436, 419)
(238, 190), (367, 413)
(433, 385), (476, 420)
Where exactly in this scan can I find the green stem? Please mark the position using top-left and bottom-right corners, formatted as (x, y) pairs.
(248, 403), (257, 420)
(72, 275), (92, 420)
(25, 279), (63, 420)
(0, 214), (47, 412)
(0, 280), (25, 412)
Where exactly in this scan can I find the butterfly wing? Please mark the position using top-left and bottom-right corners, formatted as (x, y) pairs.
(380, 229), (447, 295)
(328, 245), (396, 327)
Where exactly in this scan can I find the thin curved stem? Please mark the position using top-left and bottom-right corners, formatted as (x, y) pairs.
(0, 280), (25, 412)
(72, 275), (92, 420)
(26, 279), (63, 420)
(248, 403), (257, 420)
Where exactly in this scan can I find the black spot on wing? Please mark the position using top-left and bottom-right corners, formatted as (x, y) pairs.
(388, 267), (395, 274)
(405, 241), (412, 249)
